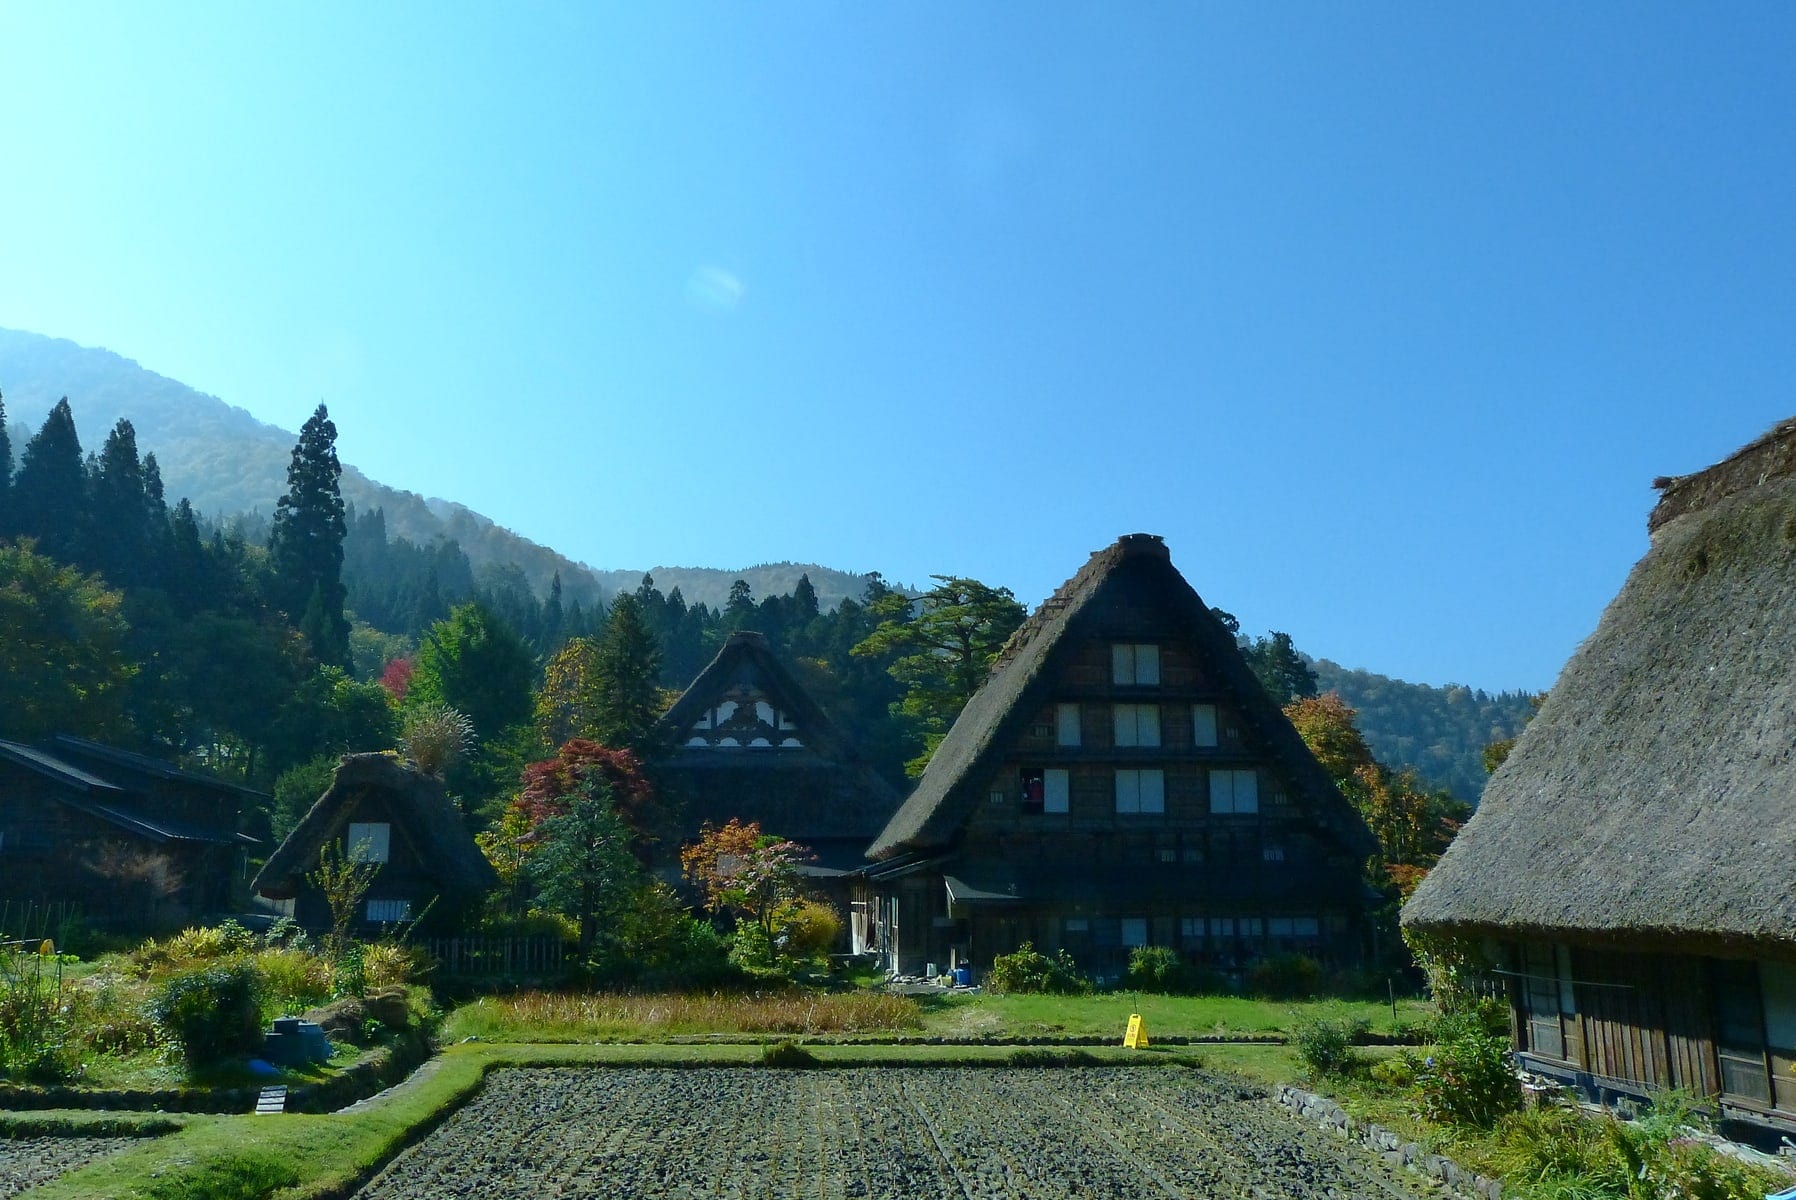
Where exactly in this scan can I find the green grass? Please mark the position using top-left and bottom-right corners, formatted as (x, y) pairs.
(441, 989), (925, 1042)
(0, 1108), (189, 1138)
(915, 992), (1433, 1041)
(20, 1041), (1205, 1200)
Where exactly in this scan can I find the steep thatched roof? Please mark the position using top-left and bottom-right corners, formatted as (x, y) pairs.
(867, 533), (1376, 861)
(251, 753), (497, 900)
(1404, 418), (1796, 955)
(655, 632), (902, 843)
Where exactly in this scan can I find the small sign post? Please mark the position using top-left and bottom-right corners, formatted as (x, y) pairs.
(1123, 1013), (1148, 1049)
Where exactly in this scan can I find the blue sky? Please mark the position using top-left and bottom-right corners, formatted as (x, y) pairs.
(2, 5), (1793, 692)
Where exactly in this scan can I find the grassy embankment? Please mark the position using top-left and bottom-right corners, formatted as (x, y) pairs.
(439, 988), (1432, 1043)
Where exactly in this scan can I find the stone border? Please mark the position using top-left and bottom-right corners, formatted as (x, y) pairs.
(1275, 1084), (1503, 1200)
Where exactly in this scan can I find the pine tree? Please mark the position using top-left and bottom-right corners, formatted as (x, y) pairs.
(91, 419), (151, 587)
(591, 591), (664, 759)
(12, 397), (88, 565)
(269, 404), (350, 665)
(0, 389), (12, 538)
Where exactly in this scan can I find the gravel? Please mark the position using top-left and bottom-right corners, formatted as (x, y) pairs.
(0, 1137), (136, 1198)
(355, 1067), (1426, 1199)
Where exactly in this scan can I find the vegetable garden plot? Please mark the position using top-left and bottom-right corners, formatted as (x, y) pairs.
(354, 1068), (1424, 1199)
(0, 1138), (136, 1199)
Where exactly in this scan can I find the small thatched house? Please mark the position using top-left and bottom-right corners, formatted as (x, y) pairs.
(0, 736), (260, 924)
(252, 753), (496, 934)
(655, 632), (902, 911)
(1403, 418), (1796, 1133)
(859, 534), (1377, 980)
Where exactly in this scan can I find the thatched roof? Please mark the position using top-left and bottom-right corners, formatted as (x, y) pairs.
(867, 533), (1376, 861)
(251, 753), (497, 900)
(1403, 418), (1796, 955)
(655, 632), (902, 842)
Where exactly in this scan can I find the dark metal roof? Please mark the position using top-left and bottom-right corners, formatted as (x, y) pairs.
(0, 740), (126, 793)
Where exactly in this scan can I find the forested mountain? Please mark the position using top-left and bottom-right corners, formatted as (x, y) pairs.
(0, 325), (1540, 804)
(1309, 659), (1538, 803)
(0, 328), (880, 612)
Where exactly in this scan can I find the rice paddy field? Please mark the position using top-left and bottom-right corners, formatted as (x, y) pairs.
(351, 1066), (1424, 1200)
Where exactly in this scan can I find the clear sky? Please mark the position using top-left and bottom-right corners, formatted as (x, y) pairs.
(3, 5), (1793, 693)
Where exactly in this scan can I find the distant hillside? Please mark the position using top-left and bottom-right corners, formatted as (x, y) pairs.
(1310, 658), (1538, 803)
(0, 328), (880, 611)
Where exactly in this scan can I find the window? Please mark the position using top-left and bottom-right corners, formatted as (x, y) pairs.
(1112, 703), (1161, 747)
(1158, 847), (1178, 863)
(1019, 768), (1069, 814)
(1262, 844), (1285, 862)
(1064, 918), (1089, 934)
(1020, 768), (1044, 813)
(1180, 917), (1203, 939)
(1240, 918), (1263, 938)
(1121, 918), (1148, 948)
(346, 822), (390, 863)
(989, 790), (1005, 806)
(1192, 704), (1218, 747)
(1208, 917), (1235, 938)
(1209, 769), (1259, 814)
(1114, 769), (1165, 814)
(1111, 643), (1160, 686)
(366, 899), (410, 923)
(1056, 703), (1082, 747)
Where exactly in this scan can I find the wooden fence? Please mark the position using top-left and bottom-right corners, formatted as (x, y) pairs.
(421, 935), (573, 977)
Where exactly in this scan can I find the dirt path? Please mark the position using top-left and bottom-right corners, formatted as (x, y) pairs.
(353, 1067), (1427, 1200)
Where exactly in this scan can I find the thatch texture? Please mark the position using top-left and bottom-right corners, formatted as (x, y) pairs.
(251, 752), (497, 900)
(867, 533), (1375, 861)
(655, 632), (901, 844)
(1404, 419), (1796, 954)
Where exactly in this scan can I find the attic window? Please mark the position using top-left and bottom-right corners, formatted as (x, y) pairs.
(346, 822), (390, 863)
(1112, 643), (1160, 686)
(1209, 769), (1259, 815)
(1056, 703), (1082, 747)
(1113, 703), (1161, 747)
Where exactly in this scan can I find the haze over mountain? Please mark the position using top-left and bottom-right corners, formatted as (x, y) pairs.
(0, 327), (881, 611)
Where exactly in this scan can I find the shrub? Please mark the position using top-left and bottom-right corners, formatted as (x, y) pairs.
(1293, 1017), (1368, 1078)
(254, 948), (333, 1016)
(781, 901), (843, 962)
(1367, 1051), (1419, 1088)
(401, 705), (474, 776)
(1246, 953), (1322, 999)
(985, 942), (1090, 995)
(0, 947), (77, 1082)
(363, 943), (430, 990)
(148, 961), (265, 1069)
(760, 1039), (820, 1068)
(1416, 1008), (1522, 1127)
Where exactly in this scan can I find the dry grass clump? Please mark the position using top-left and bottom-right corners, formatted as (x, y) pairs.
(446, 990), (923, 1042)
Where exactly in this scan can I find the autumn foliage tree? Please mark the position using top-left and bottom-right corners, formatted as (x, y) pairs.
(680, 818), (813, 968)
(1283, 693), (1468, 899)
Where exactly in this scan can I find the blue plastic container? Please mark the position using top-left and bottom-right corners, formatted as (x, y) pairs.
(952, 966), (972, 987)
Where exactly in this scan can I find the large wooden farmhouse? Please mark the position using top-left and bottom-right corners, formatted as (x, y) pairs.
(858, 534), (1377, 981)
(253, 752), (496, 934)
(655, 631), (902, 901)
(0, 735), (260, 924)
(1403, 419), (1796, 1135)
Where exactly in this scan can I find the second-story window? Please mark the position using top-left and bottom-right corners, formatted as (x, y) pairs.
(1192, 704), (1219, 747)
(1113, 703), (1161, 747)
(1209, 769), (1259, 814)
(346, 821), (391, 863)
(1111, 643), (1160, 686)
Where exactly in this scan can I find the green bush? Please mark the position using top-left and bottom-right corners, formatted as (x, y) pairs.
(0, 948), (77, 1082)
(1367, 1052), (1419, 1088)
(148, 961), (265, 1069)
(1417, 1008), (1522, 1127)
(985, 942), (1090, 995)
(1122, 946), (1229, 994)
(1246, 953), (1322, 999)
(1293, 1017), (1368, 1078)
(760, 1039), (820, 1068)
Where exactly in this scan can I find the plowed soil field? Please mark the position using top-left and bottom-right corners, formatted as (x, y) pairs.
(0, 1137), (135, 1198)
(354, 1067), (1425, 1199)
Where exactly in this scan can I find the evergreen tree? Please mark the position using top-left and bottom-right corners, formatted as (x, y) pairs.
(792, 572), (820, 621)
(269, 404), (349, 665)
(91, 419), (152, 587)
(13, 397), (88, 565)
(591, 591), (664, 759)
(0, 389), (12, 538)
(1244, 631), (1319, 706)
(542, 571), (565, 651)
(724, 578), (755, 630)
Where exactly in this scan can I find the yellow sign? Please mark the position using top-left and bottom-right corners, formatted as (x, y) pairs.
(1123, 1013), (1148, 1049)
